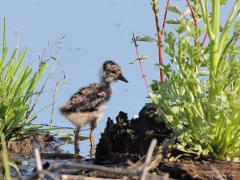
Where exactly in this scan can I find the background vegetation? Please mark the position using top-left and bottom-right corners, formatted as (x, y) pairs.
(146, 0), (240, 160)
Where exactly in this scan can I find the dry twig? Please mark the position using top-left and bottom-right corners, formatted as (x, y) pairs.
(132, 33), (150, 94)
(34, 148), (44, 180)
(140, 139), (157, 180)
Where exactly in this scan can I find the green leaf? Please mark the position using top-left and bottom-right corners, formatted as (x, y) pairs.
(3, 17), (7, 53)
(166, 18), (182, 24)
(168, 6), (182, 15)
(129, 55), (149, 64)
(234, 20), (240, 34)
(12, 47), (28, 76)
(149, 93), (160, 105)
(135, 35), (157, 44)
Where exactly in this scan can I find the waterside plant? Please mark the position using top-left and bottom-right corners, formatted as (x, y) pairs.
(141, 0), (240, 160)
(0, 18), (47, 141)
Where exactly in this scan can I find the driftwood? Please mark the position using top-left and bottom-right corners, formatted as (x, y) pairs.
(25, 139), (172, 180)
(46, 140), (171, 180)
(27, 161), (170, 180)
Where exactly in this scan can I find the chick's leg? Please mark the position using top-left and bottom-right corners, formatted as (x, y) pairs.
(74, 126), (80, 158)
(90, 120), (96, 158)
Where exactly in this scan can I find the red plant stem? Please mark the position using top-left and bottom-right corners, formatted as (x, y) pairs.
(162, 0), (171, 31)
(160, 0), (171, 82)
(201, 32), (208, 47)
(152, 1), (165, 82)
(132, 33), (150, 94)
(159, 32), (164, 82)
(186, 0), (198, 45)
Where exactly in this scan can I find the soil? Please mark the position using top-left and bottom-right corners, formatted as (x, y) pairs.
(7, 133), (64, 154)
(158, 160), (240, 179)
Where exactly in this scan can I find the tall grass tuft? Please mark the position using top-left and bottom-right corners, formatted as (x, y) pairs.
(0, 18), (47, 141)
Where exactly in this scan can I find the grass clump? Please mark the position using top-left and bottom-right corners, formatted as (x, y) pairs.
(147, 0), (240, 160)
(0, 18), (47, 141)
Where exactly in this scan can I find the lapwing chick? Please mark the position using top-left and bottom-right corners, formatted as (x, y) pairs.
(60, 60), (128, 158)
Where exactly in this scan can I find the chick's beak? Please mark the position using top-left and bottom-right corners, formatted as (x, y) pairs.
(118, 74), (128, 83)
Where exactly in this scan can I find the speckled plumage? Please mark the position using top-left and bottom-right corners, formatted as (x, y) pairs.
(60, 60), (128, 157)
(60, 83), (112, 127)
(60, 60), (128, 128)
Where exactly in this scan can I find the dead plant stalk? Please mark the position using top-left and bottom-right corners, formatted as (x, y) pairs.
(132, 33), (150, 94)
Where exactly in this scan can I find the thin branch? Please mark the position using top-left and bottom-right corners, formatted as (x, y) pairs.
(152, 0), (166, 82)
(140, 139), (157, 180)
(34, 148), (44, 180)
(32, 123), (75, 130)
(186, 0), (198, 45)
(132, 33), (150, 94)
(161, 0), (170, 31)
(50, 79), (60, 128)
(201, 32), (208, 47)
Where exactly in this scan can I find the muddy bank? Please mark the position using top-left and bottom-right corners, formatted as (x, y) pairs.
(7, 134), (64, 154)
(94, 104), (240, 179)
(5, 104), (240, 179)
(158, 160), (240, 179)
